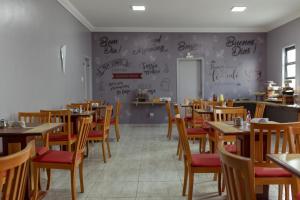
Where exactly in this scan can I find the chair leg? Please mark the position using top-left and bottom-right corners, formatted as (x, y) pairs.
(218, 172), (222, 195)
(68, 143), (72, 152)
(70, 169), (77, 200)
(221, 174), (226, 192)
(188, 170), (194, 200)
(106, 138), (111, 158)
(179, 145), (183, 161)
(285, 184), (289, 200)
(176, 138), (180, 156)
(182, 162), (188, 196)
(167, 123), (172, 140)
(79, 162), (84, 193)
(115, 123), (120, 142)
(33, 166), (39, 200)
(278, 185), (283, 200)
(46, 169), (51, 190)
(102, 141), (106, 163)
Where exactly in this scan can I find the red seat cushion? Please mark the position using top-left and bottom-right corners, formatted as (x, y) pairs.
(191, 153), (221, 167)
(36, 147), (48, 155)
(88, 130), (104, 138)
(184, 116), (192, 121)
(33, 150), (76, 164)
(187, 128), (208, 135)
(224, 144), (237, 153)
(297, 193), (300, 200)
(255, 167), (292, 177)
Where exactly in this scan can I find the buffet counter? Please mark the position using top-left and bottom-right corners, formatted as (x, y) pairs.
(234, 100), (300, 122)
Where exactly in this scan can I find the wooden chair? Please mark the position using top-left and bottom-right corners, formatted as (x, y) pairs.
(166, 101), (175, 140)
(112, 100), (121, 142)
(254, 103), (266, 118)
(95, 100), (121, 141)
(18, 112), (51, 155)
(67, 103), (90, 111)
(40, 110), (76, 152)
(33, 117), (92, 200)
(0, 141), (34, 200)
(250, 122), (300, 200)
(287, 126), (300, 199)
(174, 105), (209, 160)
(175, 115), (221, 200)
(209, 107), (246, 153)
(87, 105), (113, 163)
(225, 99), (234, 107)
(218, 141), (256, 200)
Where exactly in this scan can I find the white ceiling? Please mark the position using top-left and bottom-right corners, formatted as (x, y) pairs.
(58, 0), (300, 32)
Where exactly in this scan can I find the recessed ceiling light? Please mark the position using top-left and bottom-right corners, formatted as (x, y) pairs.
(131, 5), (146, 11)
(231, 6), (247, 12)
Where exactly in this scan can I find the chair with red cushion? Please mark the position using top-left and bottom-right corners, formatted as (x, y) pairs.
(218, 141), (256, 200)
(209, 107), (246, 154)
(175, 115), (221, 200)
(18, 112), (51, 155)
(41, 110), (76, 152)
(87, 105), (113, 163)
(0, 141), (34, 200)
(94, 100), (121, 142)
(33, 117), (92, 200)
(174, 104), (209, 159)
(250, 122), (300, 200)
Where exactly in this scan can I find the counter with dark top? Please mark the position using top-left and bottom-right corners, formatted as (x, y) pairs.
(234, 100), (300, 122)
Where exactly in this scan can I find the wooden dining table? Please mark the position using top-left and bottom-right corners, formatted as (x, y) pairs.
(267, 153), (300, 198)
(0, 122), (64, 155)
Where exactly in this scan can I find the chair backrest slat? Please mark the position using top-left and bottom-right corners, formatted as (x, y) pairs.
(254, 103), (266, 118)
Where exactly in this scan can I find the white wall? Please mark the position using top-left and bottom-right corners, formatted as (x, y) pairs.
(267, 18), (300, 90)
(0, 0), (92, 151)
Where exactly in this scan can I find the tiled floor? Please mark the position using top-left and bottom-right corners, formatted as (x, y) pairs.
(41, 124), (279, 200)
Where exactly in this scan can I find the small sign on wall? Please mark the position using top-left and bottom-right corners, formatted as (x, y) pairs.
(112, 73), (142, 79)
(60, 45), (67, 74)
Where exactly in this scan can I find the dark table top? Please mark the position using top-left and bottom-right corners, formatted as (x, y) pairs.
(0, 123), (64, 137)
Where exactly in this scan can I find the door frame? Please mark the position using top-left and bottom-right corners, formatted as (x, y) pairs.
(83, 56), (93, 99)
(176, 58), (205, 102)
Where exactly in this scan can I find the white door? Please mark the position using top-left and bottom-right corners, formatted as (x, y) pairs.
(177, 59), (203, 104)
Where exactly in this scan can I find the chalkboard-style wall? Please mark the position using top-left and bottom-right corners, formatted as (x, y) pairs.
(92, 32), (266, 124)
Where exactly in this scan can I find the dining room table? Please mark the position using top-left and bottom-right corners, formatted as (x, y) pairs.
(0, 122), (64, 155)
(267, 153), (300, 198)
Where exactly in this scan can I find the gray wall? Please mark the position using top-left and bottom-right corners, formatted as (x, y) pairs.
(267, 17), (300, 88)
(92, 32), (267, 123)
(0, 0), (91, 151)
